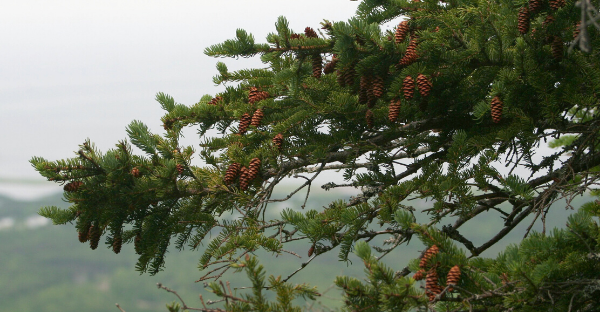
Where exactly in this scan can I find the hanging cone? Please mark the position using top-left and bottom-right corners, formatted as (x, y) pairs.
(89, 224), (100, 250)
(78, 223), (91, 243)
(413, 269), (425, 281)
(372, 76), (384, 98)
(403, 76), (415, 100)
(131, 167), (141, 178)
(176, 164), (184, 175)
(542, 15), (555, 28)
(417, 74), (432, 97)
(425, 269), (442, 301)
(446, 265), (461, 292)
(134, 232), (142, 254)
(366, 109), (374, 128)
(337, 69), (346, 87)
(359, 76), (371, 104)
(251, 109), (264, 127)
(247, 158), (261, 181)
(388, 98), (401, 123)
(304, 27), (318, 38)
(248, 87), (260, 104)
(312, 54), (323, 78)
(224, 163), (241, 185)
(528, 0), (542, 13)
(551, 35), (563, 60)
(344, 66), (356, 86)
(491, 96), (503, 123)
(112, 234), (122, 254)
(239, 166), (249, 191)
(64, 181), (83, 192)
(419, 245), (439, 268)
(573, 21), (581, 39)
(398, 35), (419, 66)
(323, 56), (338, 74)
(208, 96), (223, 105)
(308, 245), (315, 257)
(238, 113), (252, 135)
(549, 0), (565, 10)
(273, 133), (284, 151)
(518, 7), (530, 34)
(395, 21), (410, 43)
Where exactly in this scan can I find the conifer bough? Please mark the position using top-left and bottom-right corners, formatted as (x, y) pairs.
(32, 0), (600, 310)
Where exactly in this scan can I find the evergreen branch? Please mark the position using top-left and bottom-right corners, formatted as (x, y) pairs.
(157, 283), (225, 312)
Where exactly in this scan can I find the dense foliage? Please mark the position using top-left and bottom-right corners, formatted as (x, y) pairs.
(32, 0), (600, 310)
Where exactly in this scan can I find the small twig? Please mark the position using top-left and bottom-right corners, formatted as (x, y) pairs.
(115, 303), (126, 312)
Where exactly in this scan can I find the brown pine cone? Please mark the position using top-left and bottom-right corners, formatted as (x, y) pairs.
(64, 181), (83, 192)
(528, 0), (542, 13)
(446, 265), (461, 292)
(112, 234), (122, 254)
(388, 98), (401, 123)
(573, 21), (581, 39)
(247, 158), (261, 181)
(419, 245), (439, 268)
(208, 96), (223, 105)
(337, 69), (346, 87)
(238, 113), (252, 135)
(395, 21), (410, 43)
(398, 35), (419, 66)
(323, 56), (338, 74)
(89, 224), (100, 250)
(308, 245), (315, 257)
(78, 223), (91, 243)
(273, 133), (284, 151)
(248, 87), (260, 104)
(417, 74), (432, 97)
(312, 54), (323, 78)
(239, 166), (249, 190)
(426, 269), (442, 301)
(403, 76), (415, 100)
(251, 109), (264, 127)
(134, 232), (142, 254)
(304, 27), (318, 38)
(549, 0), (565, 10)
(366, 109), (374, 128)
(176, 164), (184, 175)
(491, 96), (503, 123)
(344, 66), (356, 86)
(542, 15), (555, 28)
(224, 163), (241, 185)
(290, 33), (303, 40)
(413, 269), (425, 281)
(518, 7), (530, 35)
(551, 35), (563, 60)
(359, 75), (372, 104)
(372, 76), (384, 98)
(131, 167), (141, 178)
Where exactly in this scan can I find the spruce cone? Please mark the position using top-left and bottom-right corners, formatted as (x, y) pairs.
(491, 96), (503, 123)
(426, 269), (442, 301)
(344, 66), (356, 86)
(446, 265), (461, 292)
(134, 232), (142, 254)
(395, 21), (410, 43)
(247, 158), (261, 181)
(413, 269), (425, 281)
(551, 35), (563, 60)
(89, 225), (100, 250)
(573, 22), (581, 39)
(542, 15), (555, 28)
(112, 234), (122, 254)
(78, 223), (91, 243)
(176, 164), (184, 175)
(308, 245), (315, 257)
(323, 57), (338, 74)
(388, 98), (401, 123)
(131, 167), (141, 178)
(359, 76), (371, 104)
(417, 74), (432, 97)
(208, 96), (223, 105)
(238, 113), (252, 135)
(304, 27), (318, 38)
(337, 69), (346, 87)
(312, 54), (323, 78)
(528, 0), (542, 13)
(273, 133), (284, 151)
(403, 76), (415, 100)
(518, 7), (530, 35)
(224, 163), (241, 185)
(419, 245), (439, 268)
(239, 166), (249, 191)
(248, 87), (260, 104)
(251, 109), (264, 127)
(64, 181), (83, 192)
(549, 0), (565, 10)
(372, 76), (384, 98)
(398, 35), (419, 66)
(366, 109), (374, 128)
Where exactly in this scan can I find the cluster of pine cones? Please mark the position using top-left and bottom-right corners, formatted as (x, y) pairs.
(517, 0), (569, 60)
(224, 158), (262, 190)
(412, 245), (462, 301)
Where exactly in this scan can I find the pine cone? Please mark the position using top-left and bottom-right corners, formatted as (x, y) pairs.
(304, 27), (318, 38)
(446, 265), (461, 292)
(64, 181), (83, 192)
(518, 7), (530, 35)
(323, 57), (338, 74)
(395, 21), (410, 43)
(528, 0), (542, 13)
(78, 223), (91, 243)
(238, 113), (252, 135)
(247, 158), (261, 181)
(273, 133), (284, 151)
(239, 166), (249, 190)
(248, 87), (260, 104)
(551, 35), (563, 60)
(388, 98), (401, 123)
(542, 15), (555, 28)
(426, 269), (442, 301)
(403, 76), (415, 100)
(398, 35), (419, 66)
(366, 109), (374, 129)
(359, 76), (371, 104)
(308, 245), (315, 257)
(549, 0), (565, 10)
(224, 163), (241, 185)
(290, 33), (303, 40)
(491, 96), (503, 124)
(337, 69), (346, 87)
(413, 269), (425, 281)
(176, 164), (184, 175)
(89, 225), (100, 250)
(208, 96), (223, 105)
(419, 245), (439, 268)
(131, 167), (141, 178)
(134, 232), (142, 254)
(251, 109), (264, 127)
(112, 234), (122, 254)
(372, 76), (384, 98)
(312, 54), (323, 78)
(417, 74), (432, 97)
(344, 66), (356, 86)
(573, 21), (581, 39)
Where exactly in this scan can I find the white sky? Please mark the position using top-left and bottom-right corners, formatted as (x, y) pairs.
(0, 0), (362, 198)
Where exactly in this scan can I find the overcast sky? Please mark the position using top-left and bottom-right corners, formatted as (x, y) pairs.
(1, 0), (365, 199)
